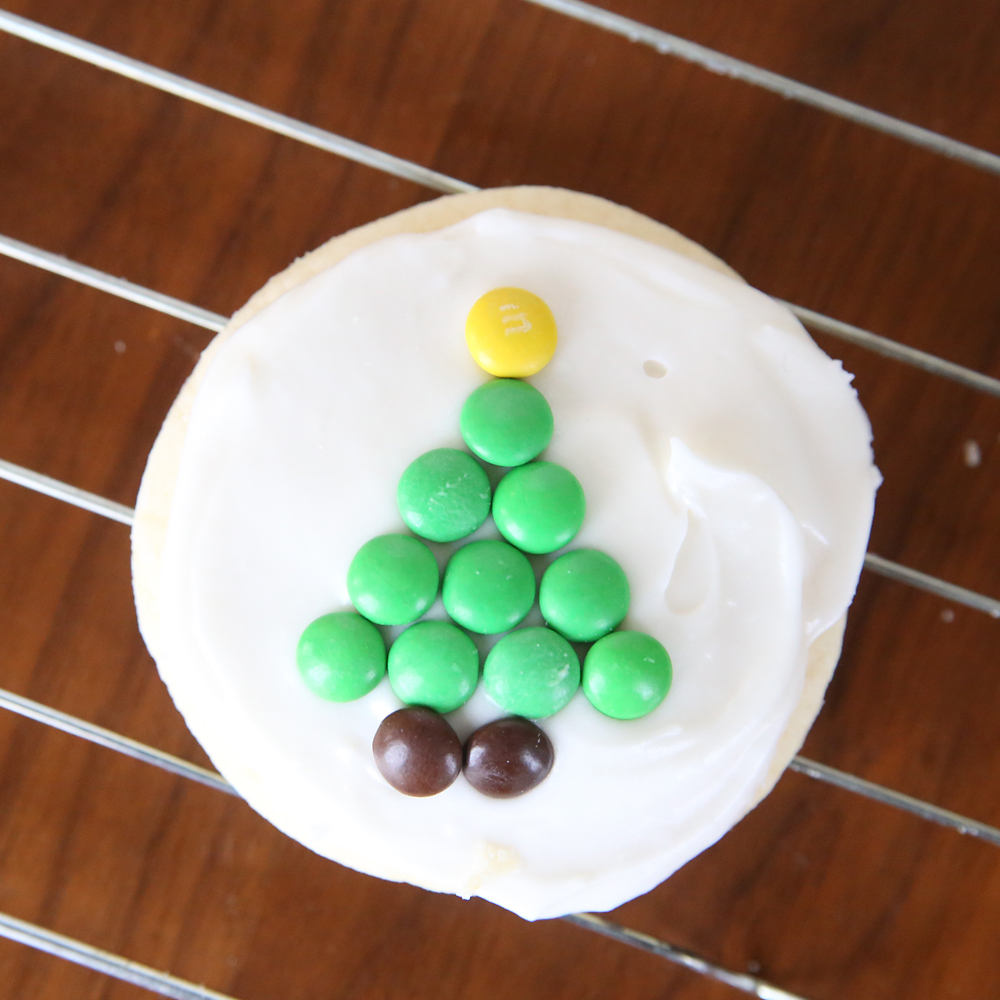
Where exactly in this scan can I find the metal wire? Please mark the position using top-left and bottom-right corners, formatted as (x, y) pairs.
(788, 758), (1000, 846)
(0, 458), (134, 525)
(0, 687), (234, 796)
(4, 673), (1000, 849)
(864, 553), (1000, 618)
(564, 914), (807, 1000)
(0, 889), (798, 1000)
(785, 303), (1000, 398)
(0, 10), (475, 197)
(8, 5), (999, 185)
(7, 684), (999, 999)
(0, 234), (226, 331)
(0, 692), (809, 998)
(519, 0), (1000, 177)
(5, 445), (1000, 622)
(0, 910), (239, 1000)
(6, 228), (1000, 401)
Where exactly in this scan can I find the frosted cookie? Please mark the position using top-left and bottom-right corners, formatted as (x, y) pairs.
(131, 186), (879, 921)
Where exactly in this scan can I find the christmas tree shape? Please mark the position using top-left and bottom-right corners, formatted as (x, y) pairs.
(297, 288), (672, 797)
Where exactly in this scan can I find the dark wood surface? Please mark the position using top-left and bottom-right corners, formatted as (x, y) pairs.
(0, 1), (998, 997)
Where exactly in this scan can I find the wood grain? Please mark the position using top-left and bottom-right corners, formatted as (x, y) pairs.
(0, 0), (997, 997)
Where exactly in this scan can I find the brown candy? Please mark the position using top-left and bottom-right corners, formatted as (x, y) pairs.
(463, 716), (554, 798)
(373, 706), (462, 796)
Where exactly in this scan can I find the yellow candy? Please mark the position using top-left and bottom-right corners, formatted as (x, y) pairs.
(465, 287), (557, 377)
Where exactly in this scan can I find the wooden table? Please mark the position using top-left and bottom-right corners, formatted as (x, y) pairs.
(0, 1), (998, 997)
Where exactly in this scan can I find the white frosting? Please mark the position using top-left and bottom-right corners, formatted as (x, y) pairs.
(153, 209), (878, 920)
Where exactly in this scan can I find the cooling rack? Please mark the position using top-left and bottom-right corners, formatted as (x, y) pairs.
(0, 1), (997, 997)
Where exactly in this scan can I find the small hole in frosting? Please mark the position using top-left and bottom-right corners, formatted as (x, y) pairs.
(643, 360), (667, 378)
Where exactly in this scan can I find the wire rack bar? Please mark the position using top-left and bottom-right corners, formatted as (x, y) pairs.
(4, 450), (1000, 623)
(0, 458), (134, 525)
(788, 757), (1000, 846)
(0, 697), (814, 1000)
(4, 678), (999, 851)
(0, 910), (240, 1000)
(6, 230), (1000, 408)
(0, 10), (475, 197)
(5, 2), (1000, 203)
(0, 234), (226, 332)
(3, 690), (997, 998)
(864, 553), (1000, 618)
(785, 302), (1000, 398)
(520, 0), (1000, 178)
(563, 914), (807, 999)
(0, 879), (798, 1000)
(0, 687), (235, 796)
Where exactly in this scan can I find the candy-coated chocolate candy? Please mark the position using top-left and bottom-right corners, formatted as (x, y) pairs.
(388, 620), (480, 714)
(296, 611), (386, 701)
(464, 716), (554, 798)
(372, 707), (462, 796)
(465, 287), (557, 377)
(460, 379), (554, 468)
(583, 631), (673, 720)
(540, 549), (630, 642)
(492, 461), (585, 554)
(347, 534), (439, 626)
(483, 627), (580, 718)
(397, 448), (491, 543)
(442, 539), (535, 635)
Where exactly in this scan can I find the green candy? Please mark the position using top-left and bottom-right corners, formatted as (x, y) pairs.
(347, 534), (439, 626)
(483, 627), (580, 718)
(388, 620), (480, 714)
(583, 631), (672, 720)
(492, 461), (585, 554)
(540, 548), (630, 642)
(460, 379), (554, 467)
(297, 611), (386, 701)
(397, 448), (491, 542)
(442, 539), (535, 635)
